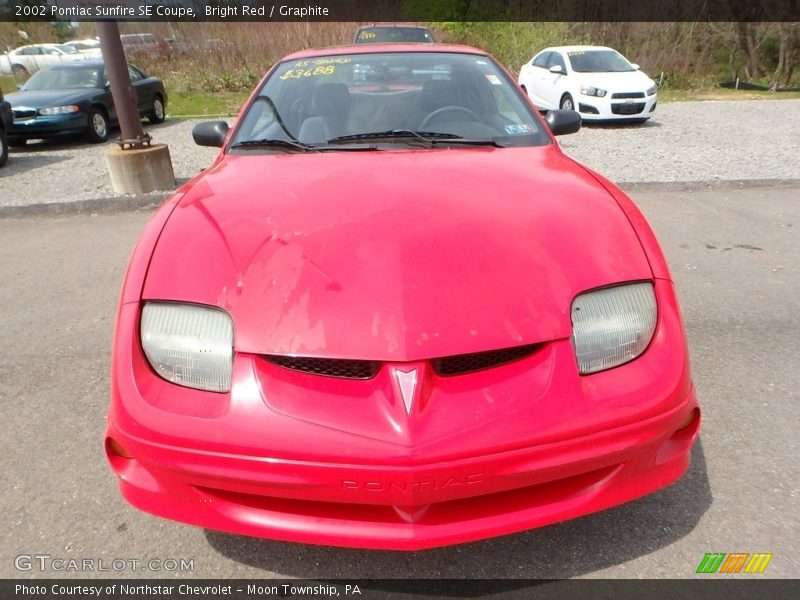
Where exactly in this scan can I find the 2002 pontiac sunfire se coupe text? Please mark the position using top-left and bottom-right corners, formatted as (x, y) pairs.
(106, 44), (700, 550)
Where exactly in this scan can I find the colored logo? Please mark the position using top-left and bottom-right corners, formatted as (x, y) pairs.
(696, 553), (773, 574)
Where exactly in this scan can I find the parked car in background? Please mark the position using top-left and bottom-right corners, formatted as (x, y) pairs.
(518, 45), (658, 122)
(354, 24), (435, 44)
(0, 85), (11, 167)
(4, 61), (167, 145)
(0, 43), (89, 77)
(104, 44), (699, 551)
(120, 33), (169, 57)
(64, 39), (103, 58)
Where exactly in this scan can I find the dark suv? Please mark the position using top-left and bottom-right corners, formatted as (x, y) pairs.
(1, 85), (12, 167)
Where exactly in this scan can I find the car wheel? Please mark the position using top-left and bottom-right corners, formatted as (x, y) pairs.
(12, 64), (29, 77)
(0, 130), (8, 168)
(85, 107), (109, 143)
(7, 136), (27, 148)
(148, 95), (165, 124)
(560, 94), (575, 111)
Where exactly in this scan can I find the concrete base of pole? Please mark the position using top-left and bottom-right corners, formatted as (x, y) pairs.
(105, 144), (176, 195)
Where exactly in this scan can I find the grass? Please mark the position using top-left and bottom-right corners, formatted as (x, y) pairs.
(167, 90), (249, 118)
(658, 87), (800, 102)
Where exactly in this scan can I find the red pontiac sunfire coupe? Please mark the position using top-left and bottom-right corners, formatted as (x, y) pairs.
(106, 45), (700, 550)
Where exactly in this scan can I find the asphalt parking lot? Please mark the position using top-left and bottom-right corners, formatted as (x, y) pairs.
(1, 179), (797, 579)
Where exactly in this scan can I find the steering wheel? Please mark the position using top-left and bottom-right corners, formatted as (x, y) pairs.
(420, 106), (482, 130)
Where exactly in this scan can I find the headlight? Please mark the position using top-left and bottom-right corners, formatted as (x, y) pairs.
(580, 86), (607, 97)
(39, 105), (80, 115)
(140, 302), (233, 392)
(570, 282), (657, 375)
(646, 85), (657, 96)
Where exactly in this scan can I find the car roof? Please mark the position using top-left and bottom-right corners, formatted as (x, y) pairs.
(45, 61), (107, 69)
(357, 24), (432, 30)
(540, 46), (615, 54)
(283, 43), (487, 61)
(17, 43), (61, 49)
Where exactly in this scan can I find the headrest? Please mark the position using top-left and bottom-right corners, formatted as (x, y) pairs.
(312, 83), (351, 116)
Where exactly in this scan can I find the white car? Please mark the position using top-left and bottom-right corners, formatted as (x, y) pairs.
(518, 45), (658, 122)
(0, 44), (90, 77)
(64, 39), (103, 58)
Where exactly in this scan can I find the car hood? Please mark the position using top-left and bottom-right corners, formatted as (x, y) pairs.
(143, 146), (652, 361)
(5, 89), (97, 108)
(576, 69), (654, 91)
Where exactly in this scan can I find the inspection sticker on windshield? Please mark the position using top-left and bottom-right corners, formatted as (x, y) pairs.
(505, 124), (536, 135)
(485, 74), (503, 85)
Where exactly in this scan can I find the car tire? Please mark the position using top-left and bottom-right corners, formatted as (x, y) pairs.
(85, 107), (109, 143)
(0, 130), (8, 168)
(7, 136), (27, 148)
(560, 94), (575, 111)
(12, 64), (29, 77)
(148, 95), (165, 124)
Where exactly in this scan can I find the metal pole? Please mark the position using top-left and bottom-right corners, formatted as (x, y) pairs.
(96, 20), (147, 146)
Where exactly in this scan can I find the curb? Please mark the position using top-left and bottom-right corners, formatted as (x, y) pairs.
(1, 178), (798, 219)
(0, 193), (170, 218)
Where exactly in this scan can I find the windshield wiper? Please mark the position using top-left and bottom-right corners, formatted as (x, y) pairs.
(434, 138), (507, 148)
(230, 138), (315, 152)
(325, 130), (463, 147)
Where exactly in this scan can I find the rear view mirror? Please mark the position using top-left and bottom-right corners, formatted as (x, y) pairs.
(631, 63), (640, 70)
(192, 121), (229, 147)
(545, 110), (581, 136)
(549, 65), (564, 74)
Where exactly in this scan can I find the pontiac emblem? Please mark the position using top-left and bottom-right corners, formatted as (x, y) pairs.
(394, 369), (417, 414)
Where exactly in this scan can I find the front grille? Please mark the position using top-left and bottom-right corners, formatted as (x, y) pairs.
(264, 344), (540, 380)
(611, 92), (645, 99)
(432, 344), (539, 376)
(12, 108), (37, 120)
(611, 102), (646, 115)
(263, 355), (381, 379)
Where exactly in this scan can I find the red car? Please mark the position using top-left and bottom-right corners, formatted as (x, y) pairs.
(106, 45), (700, 551)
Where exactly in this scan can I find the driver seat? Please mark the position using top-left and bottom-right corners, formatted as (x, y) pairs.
(298, 83), (351, 143)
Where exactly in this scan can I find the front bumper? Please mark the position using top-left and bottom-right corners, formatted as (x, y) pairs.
(577, 93), (657, 121)
(8, 112), (87, 138)
(107, 279), (699, 550)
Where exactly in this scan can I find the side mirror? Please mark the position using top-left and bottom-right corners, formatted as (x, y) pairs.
(549, 64), (564, 74)
(545, 110), (581, 136)
(193, 121), (229, 147)
(631, 63), (640, 70)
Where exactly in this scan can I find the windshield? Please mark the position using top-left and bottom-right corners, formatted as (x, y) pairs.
(356, 27), (434, 43)
(23, 67), (102, 90)
(567, 50), (635, 73)
(231, 51), (548, 149)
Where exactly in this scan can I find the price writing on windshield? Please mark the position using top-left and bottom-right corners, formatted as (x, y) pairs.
(280, 66), (336, 80)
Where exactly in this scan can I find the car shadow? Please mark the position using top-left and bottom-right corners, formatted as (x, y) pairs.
(9, 136), (104, 153)
(582, 119), (663, 129)
(7, 118), (179, 154)
(0, 152), (71, 176)
(205, 439), (711, 585)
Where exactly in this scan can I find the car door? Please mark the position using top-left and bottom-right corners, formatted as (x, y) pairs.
(519, 51), (551, 109)
(17, 47), (42, 73)
(126, 64), (152, 116)
(541, 51), (568, 108)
